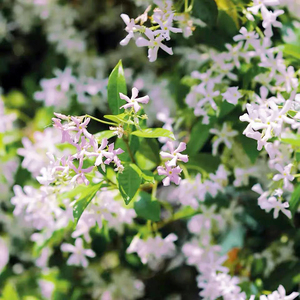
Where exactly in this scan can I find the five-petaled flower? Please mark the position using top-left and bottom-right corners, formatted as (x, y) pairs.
(120, 87), (150, 113)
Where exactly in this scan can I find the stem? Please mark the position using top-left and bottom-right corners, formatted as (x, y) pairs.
(179, 163), (190, 180)
(152, 181), (158, 198)
(86, 114), (117, 126)
(123, 137), (136, 164)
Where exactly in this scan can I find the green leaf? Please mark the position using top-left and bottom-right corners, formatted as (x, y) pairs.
(131, 128), (175, 140)
(281, 133), (300, 147)
(134, 191), (161, 221)
(140, 170), (155, 183)
(107, 60), (127, 115)
(135, 138), (160, 170)
(0, 133), (5, 156)
(218, 101), (236, 119)
(73, 182), (103, 223)
(188, 153), (221, 173)
(289, 184), (300, 216)
(237, 134), (260, 164)
(117, 163), (142, 205)
(192, 0), (218, 27)
(187, 118), (215, 155)
(215, 0), (239, 28)
(1, 282), (20, 300)
(94, 130), (116, 143)
(104, 113), (134, 125)
(281, 44), (300, 60)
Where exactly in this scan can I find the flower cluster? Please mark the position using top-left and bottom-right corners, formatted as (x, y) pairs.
(120, 0), (193, 62)
(157, 141), (188, 186)
(51, 113), (124, 186)
(127, 233), (177, 269)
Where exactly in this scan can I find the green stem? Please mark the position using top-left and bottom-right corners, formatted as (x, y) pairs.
(152, 181), (158, 199)
(179, 163), (190, 180)
(123, 137), (136, 164)
(86, 114), (117, 126)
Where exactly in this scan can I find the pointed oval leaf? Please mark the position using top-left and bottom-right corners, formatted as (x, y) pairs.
(131, 128), (175, 140)
(117, 163), (142, 205)
(73, 182), (103, 223)
(107, 60), (127, 115)
(134, 191), (161, 222)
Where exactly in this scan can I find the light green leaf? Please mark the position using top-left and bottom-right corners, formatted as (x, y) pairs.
(104, 113), (134, 125)
(131, 128), (175, 140)
(107, 60), (127, 115)
(0, 133), (5, 156)
(73, 182), (103, 223)
(281, 133), (300, 147)
(94, 130), (116, 143)
(281, 44), (300, 60)
(1, 282), (20, 300)
(134, 191), (161, 222)
(215, 0), (239, 28)
(117, 163), (142, 205)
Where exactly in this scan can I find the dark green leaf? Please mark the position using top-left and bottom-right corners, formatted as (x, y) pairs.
(237, 134), (259, 164)
(135, 139), (160, 170)
(187, 118), (216, 155)
(131, 128), (175, 140)
(117, 163), (142, 205)
(192, 0), (218, 27)
(73, 182), (103, 223)
(290, 184), (300, 216)
(107, 60), (127, 115)
(134, 191), (161, 222)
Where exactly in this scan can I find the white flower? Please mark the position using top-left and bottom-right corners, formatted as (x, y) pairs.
(273, 163), (294, 191)
(210, 123), (238, 156)
(233, 27), (259, 50)
(119, 87), (149, 112)
(136, 28), (173, 62)
(61, 238), (96, 267)
(120, 14), (140, 46)
(222, 87), (242, 105)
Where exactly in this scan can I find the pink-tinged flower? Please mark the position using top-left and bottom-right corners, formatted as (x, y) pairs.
(221, 87), (242, 105)
(61, 238), (95, 268)
(263, 197), (292, 219)
(157, 163), (182, 186)
(71, 116), (92, 143)
(119, 87), (149, 113)
(69, 158), (94, 186)
(136, 28), (173, 62)
(103, 143), (124, 172)
(273, 163), (294, 191)
(160, 141), (188, 166)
